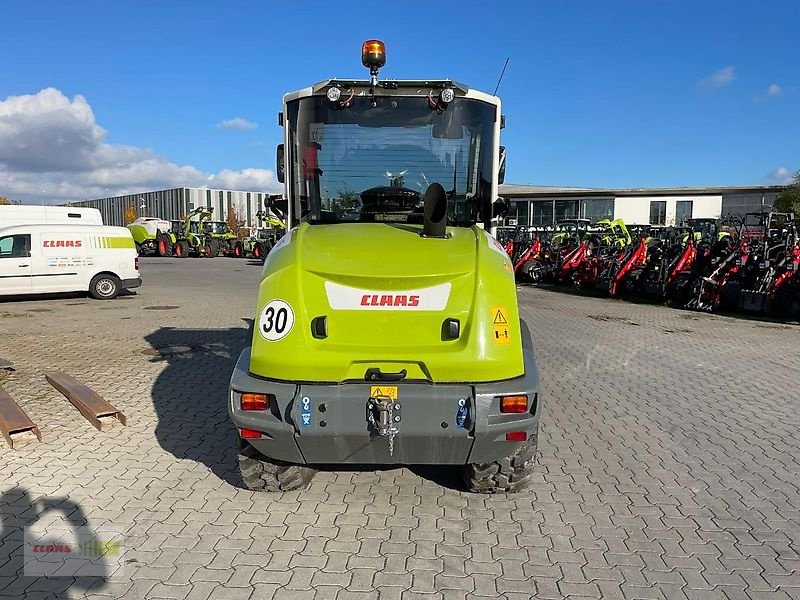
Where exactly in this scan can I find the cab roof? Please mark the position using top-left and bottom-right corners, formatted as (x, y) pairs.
(283, 78), (500, 107)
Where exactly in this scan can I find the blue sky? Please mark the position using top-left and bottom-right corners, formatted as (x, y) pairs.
(1, 0), (798, 202)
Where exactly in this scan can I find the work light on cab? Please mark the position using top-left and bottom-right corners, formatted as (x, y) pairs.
(325, 87), (342, 103)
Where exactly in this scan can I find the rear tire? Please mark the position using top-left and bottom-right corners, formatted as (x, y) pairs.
(253, 243), (263, 259)
(462, 432), (538, 494)
(238, 442), (316, 492)
(89, 274), (121, 300)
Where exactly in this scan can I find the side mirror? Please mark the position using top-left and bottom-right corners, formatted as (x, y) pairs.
(492, 197), (509, 219)
(498, 146), (506, 185)
(276, 144), (285, 184)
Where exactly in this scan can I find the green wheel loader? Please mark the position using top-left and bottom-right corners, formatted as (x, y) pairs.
(229, 40), (541, 493)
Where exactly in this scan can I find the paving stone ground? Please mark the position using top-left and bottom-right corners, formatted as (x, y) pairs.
(1, 257), (798, 599)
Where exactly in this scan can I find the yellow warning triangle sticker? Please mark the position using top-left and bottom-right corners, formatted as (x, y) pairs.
(373, 388), (382, 396)
(493, 310), (508, 325)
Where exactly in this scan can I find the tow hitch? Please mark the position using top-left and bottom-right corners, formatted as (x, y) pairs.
(366, 395), (401, 456)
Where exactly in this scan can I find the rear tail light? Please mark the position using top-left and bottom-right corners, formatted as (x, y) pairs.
(240, 428), (262, 439)
(241, 393), (270, 411)
(506, 431), (527, 442)
(135, 257), (139, 271)
(500, 395), (528, 413)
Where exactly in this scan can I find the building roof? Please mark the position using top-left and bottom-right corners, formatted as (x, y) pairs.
(499, 183), (786, 198)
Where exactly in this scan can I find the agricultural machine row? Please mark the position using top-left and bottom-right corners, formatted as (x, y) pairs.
(498, 212), (800, 318)
(127, 198), (285, 261)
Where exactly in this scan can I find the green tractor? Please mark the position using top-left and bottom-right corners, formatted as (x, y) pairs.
(127, 216), (176, 257)
(227, 40), (541, 493)
(235, 208), (286, 260)
(171, 207), (215, 258)
(203, 217), (238, 257)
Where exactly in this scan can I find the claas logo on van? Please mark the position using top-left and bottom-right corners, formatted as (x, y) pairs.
(43, 240), (82, 248)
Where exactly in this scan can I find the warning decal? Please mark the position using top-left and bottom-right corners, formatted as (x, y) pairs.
(491, 306), (511, 345)
(370, 386), (398, 400)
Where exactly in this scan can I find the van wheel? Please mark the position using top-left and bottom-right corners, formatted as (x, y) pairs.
(238, 442), (316, 492)
(462, 431), (538, 494)
(89, 274), (121, 300)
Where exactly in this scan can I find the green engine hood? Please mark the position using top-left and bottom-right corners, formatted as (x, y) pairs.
(249, 222), (523, 383)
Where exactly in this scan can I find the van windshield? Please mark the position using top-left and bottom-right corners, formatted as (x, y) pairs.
(286, 94), (497, 226)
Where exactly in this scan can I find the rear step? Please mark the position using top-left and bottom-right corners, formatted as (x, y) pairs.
(0, 386), (41, 448)
(45, 372), (127, 431)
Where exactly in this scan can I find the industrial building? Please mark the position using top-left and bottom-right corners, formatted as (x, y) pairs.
(72, 183), (785, 228)
(498, 184), (784, 227)
(72, 187), (277, 227)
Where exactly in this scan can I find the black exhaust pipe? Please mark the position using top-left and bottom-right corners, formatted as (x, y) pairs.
(422, 183), (448, 238)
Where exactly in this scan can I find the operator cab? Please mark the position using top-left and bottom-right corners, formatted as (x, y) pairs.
(276, 40), (505, 233)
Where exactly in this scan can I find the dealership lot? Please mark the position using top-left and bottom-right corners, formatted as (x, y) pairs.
(1, 258), (798, 600)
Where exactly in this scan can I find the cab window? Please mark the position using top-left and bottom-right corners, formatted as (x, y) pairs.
(0, 234), (31, 258)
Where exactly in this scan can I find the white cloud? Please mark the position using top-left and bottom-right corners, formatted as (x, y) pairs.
(217, 117), (258, 131)
(0, 88), (279, 202)
(754, 83), (783, 102)
(207, 168), (278, 190)
(697, 66), (736, 91)
(765, 167), (794, 185)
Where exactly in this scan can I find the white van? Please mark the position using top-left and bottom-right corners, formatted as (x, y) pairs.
(0, 224), (141, 300)
(0, 205), (103, 226)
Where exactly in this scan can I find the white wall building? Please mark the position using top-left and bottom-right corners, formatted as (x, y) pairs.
(71, 187), (277, 228)
(499, 185), (784, 227)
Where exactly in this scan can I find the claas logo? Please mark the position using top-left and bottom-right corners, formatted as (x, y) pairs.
(43, 240), (82, 248)
(360, 294), (420, 307)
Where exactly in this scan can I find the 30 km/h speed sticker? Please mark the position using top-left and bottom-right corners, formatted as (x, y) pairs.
(258, 300), (294, 341)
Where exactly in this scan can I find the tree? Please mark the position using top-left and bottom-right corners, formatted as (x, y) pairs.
(123, 201), (138, 224)
(226, 205), (246, 237)
(774, 170), (800, 215)
(333, 188), (361, 218)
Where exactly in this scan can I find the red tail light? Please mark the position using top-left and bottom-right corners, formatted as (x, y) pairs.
(134, 257), (139, 271)
(506, 431), (527, 442)
(240, 428), (262, 439)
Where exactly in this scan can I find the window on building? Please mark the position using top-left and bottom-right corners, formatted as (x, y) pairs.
(555, 200), (579, 221)
(649, 200), (667, 225)
(581, 198), (614, 223)
(515, 201), (529, 226)
(206, 189), (212, 208)
(532, 201), (553, 226)
(675, 200), (693, 225)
